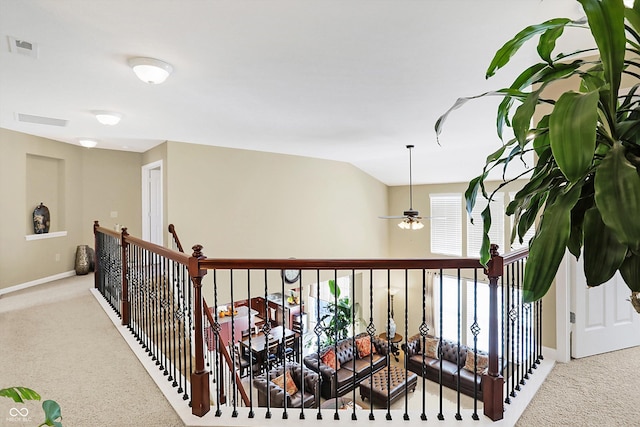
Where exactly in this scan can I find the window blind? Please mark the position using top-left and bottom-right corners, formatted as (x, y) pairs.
(467, 193), (504, 257)
(430, 194), (462, 256)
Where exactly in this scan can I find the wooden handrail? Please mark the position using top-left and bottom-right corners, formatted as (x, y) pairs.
(203, 300), (251, 407)
(168, 224), (184, 253)
(95, 225), (190, 265)
(197, 257), (485, 270)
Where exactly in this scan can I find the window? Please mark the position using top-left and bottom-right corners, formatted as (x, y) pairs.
(434, 274), (503, 355)
(467, 193), (504, 257)
(307, 275), (351, 336)
(508, 192), (536, 251)
(430, 194), (462, 256)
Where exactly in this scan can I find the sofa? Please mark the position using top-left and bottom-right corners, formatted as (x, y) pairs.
(253, 363), (320, 408)
(402, 334), (489, 399)
(303, 332), (389, 399)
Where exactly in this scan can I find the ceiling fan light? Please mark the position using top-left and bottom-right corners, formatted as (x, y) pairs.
(128, 57), (173, 84)
(398, 220), (409, 230)
(411, 221), (424, 230)
(92, 110), (122, 125)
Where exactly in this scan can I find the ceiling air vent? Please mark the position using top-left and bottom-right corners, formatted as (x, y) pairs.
(8, 36), (39, 58)
(16, 113), (68, 127)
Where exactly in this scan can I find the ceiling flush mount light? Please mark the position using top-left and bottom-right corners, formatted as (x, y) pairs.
(79, 138), (98, 148)
(92, 110), (122, 125)
(128, 57), (173, 84)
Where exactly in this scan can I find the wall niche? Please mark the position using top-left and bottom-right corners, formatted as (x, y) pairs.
(26, 154), (66, 235)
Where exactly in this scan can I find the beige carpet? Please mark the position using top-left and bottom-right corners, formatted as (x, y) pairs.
(516, 344), (640, 426)
(2, 274), (640, 427)
(0, 275), (183, 427)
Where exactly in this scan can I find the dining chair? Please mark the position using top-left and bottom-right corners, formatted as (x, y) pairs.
(282, 334), (296, 363)
(263, 339), (280, 372)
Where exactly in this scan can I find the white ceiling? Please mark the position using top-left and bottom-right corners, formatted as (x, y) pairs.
(0, 0), (590, 185)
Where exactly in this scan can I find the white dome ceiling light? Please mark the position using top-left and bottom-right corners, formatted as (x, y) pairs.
(79, 138), (98, 148)
(91, 110), (122, 125)
(128, 57), (173, 84)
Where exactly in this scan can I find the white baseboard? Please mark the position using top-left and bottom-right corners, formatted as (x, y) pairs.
(0, 270), (76, 296)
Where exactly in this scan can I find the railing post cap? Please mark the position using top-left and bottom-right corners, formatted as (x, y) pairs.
(192, 244), (205, 258)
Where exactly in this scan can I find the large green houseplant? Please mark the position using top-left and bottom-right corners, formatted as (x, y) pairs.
(436, 0), (640, 303)
(319, 279), (351, 346)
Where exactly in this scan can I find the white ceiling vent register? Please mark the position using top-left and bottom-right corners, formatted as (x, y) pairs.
(8, 36), (39, 58)
(15, 113), (68, 127)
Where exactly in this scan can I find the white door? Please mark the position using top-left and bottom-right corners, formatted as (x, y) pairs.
(571, 256), (640, 358)
(142, 161), (163, 246)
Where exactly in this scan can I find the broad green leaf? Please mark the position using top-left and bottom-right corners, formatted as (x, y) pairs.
(486, 18), (574, 78)
(583, 208), (628, 286)
(620, 253), (640, 292)
(567, 184), (595, 259)
(579, 0), (626, 113)
(436, 89), (525, 138)
(523, 184), (582, 303)
(465, 176), (483, 221)
(538, 24), (566, 65)
(479, 204), (492, 266)
(549, 91), (599, 182)
(513, 88), (543, 147)
(533, 116), (551, 156)
(517, 193), (545, 244)
(627, 3), (640, 46)
(594, 143), (640, 251)
(42, 399), (63, 427)
(328, 279), (340, 299)
(0, 387), (41, 403)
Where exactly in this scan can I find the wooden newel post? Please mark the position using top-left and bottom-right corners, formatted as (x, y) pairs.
(482, 244), (504, 421)
(93, 221), (100, 290)
(121, 227), (130, 326)
(189, 244), (210, 417)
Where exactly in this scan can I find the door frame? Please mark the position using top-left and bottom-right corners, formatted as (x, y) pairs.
(142, 160), (163, 246)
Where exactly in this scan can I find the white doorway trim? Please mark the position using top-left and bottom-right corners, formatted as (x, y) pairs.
(555, 251), (571, 363)
(142, 160), (163, 246)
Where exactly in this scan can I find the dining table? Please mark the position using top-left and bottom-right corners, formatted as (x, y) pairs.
(241, 325), (295, 352)
(240, 325), (296, 368)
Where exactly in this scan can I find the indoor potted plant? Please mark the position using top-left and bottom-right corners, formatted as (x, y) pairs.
(436, 0), (640, 304)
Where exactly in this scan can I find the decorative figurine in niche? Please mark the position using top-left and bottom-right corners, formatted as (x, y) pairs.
(32, 202), (50, 234)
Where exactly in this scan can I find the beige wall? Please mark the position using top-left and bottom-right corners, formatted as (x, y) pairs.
(0, 129), (142, 289)
(1, 128), (557, 350)
(163, 141), (389, 306)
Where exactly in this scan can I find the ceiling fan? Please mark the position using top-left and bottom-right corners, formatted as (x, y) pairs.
(379, 144), (431, 230)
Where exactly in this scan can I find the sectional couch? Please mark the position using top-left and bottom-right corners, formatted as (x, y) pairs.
(402, 334), (489, 399)
(303, 332), (389, 399)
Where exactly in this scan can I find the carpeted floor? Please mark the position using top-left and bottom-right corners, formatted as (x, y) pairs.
(2, 274), (640, 427)
(0, 275), (183, 427)
(516, 344), (640, 426)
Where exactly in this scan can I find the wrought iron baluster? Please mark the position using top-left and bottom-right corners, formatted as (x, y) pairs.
(455, 269), (462, 421)
(403, 268), (409, 421)
(419, 269), (428, 421)
(470, 269), (480, 420)
(437, 269), (444, 421)
(247, 269), (255, 418)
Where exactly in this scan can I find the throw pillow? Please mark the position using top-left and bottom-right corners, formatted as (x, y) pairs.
(354, 336), (376, 358)
(464, 351), (489, 375)
(425, 337), (439, 359)
(320, 348), (341, 370)
(271, 371), (298, 396)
